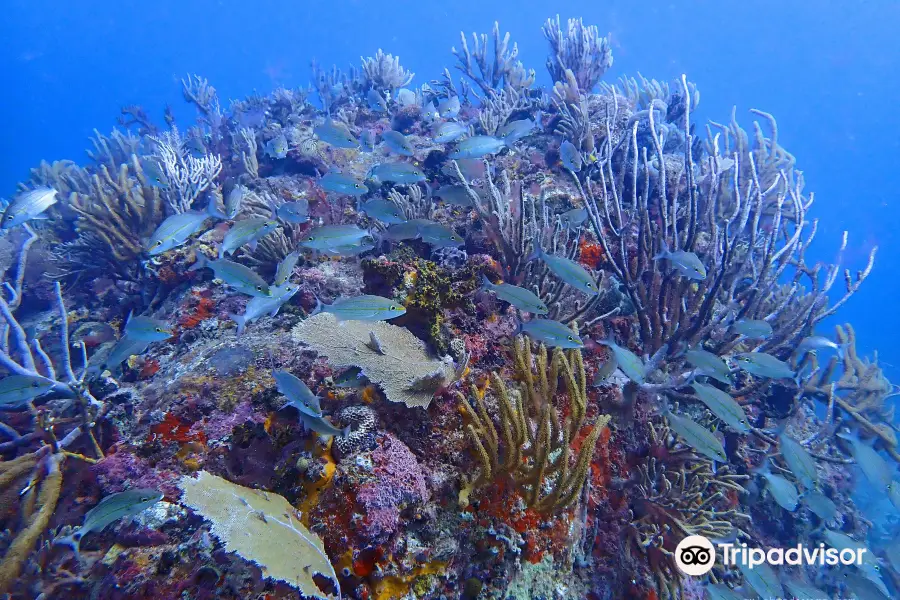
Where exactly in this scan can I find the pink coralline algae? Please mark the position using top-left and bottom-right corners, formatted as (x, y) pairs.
(355, 433), (429, 543)
(92, 447), (180, 499)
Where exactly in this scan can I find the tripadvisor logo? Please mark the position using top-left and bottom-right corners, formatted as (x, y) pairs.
(675, 535), (716, 576)
(674, 534), (869, 576)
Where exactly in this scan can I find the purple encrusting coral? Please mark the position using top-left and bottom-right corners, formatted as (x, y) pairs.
(355, 433), (430, 543)
(0, 12), (893, 600)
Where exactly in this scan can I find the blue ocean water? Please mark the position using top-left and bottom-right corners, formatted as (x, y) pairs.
(3, 1), (896, 380)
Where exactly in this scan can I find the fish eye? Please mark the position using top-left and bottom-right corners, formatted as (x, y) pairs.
(155, 327), (163, 333)
(31, 381), (40, 388)
(389, 305), (396, 310)
(308, 236), (314, 241)
(587, 283), (595, 289)
(567, 335), (574, 341)
(256, 285), (263, 291)
(152, 241), (163, 248)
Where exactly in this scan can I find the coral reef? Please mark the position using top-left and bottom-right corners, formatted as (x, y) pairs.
(0, 13), (893, 600)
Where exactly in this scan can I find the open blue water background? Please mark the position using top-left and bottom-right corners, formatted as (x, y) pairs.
(1, 0), (897, 384)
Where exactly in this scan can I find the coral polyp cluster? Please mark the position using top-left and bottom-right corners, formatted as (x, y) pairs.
(0, 13), (894, 600)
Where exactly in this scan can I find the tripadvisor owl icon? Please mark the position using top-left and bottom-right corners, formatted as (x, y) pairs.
(675, 535), (716, 576)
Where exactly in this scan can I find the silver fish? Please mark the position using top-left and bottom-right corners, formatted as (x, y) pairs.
(591, 356), (619, 386)
(0, 375), (55, 407)
(300, 224), (371, 250)
(145, 210), (210, 255)
(273, 369), (322, 417)
(497, 118), (537, 144)
(229, 282), (299, 335)
(433, 121), (468, 143)
(755, 458), (799, 511)
(298, 412), (350, 439)
(519, 319), (583, 349)
(1, 186), (58, 230)
(56, 488), (163, 560)
(685, 348), (733, 386)
(560, 140), (583, 172)
(801, 489), (838, 520)
(381, 130), (415, 156)
(123, 314), (172, 342)
(480, 274), (548, 314)
(274, 250), (301, 285)
(737, 560), (784, 600)
(140, 159), (170, 188)
(527, 244), (599, 296)
(359, 129), (376, 153)
(449, 135), (506, 159)
(653, 240), (706, 280)
(368, 162), (426, 184)
(316, 295), (406, 321)
(435, 184), (474, 207)
(837, 429), (894, 490)
(735, 352), (794, 379)
(437, 96), (460, 118)
(662, 404), (728, 462)
(796, 335), (845, 358)
(219, 218), (279, 258)
(367, 88), (388, 112)
(558, 207), (587, 230)
(102, 336), (151, 372)
(731, 319), (773, 338)
(840, 571), (890, 600)
(598, 337), (646, 384)
(314, 119), (358, 148)
(320, 240), (376, 257)
(704, 584), (744, 600)
(783, 579), (828, 600)
(321, 171), (369, 196)
(360, 198), (405, 224)
(223, 185), (245, 219)
(823, 531), (878, 570)
(692, 383), (750, 434)
(419, 223), (463, 248)
(335, 366), (368, 388)
(889, 481), (900, 512)
(779, 433), (818, 490)
(383, 220), (426, 242)
(189, 255), (271, 297)
(264, 134), (288, 159)
(276, 200), (309, 224)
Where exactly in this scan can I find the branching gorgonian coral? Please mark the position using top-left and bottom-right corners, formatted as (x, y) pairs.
(461, 334), (611, 513)
(542, 15), (613, 91)
(360, 49), (414, 93)
(452, 21), (535, 96)
(149, 126), (223, 213)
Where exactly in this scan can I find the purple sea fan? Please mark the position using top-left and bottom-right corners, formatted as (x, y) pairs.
(354, 433), (430, 543)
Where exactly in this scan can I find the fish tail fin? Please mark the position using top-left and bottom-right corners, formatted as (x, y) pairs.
(525, 238), (543, 262)
(311, 296), (324, 316)
(512, 320), (523, 337)
(54, 530), (83, 562)
(837, 342), (850, 361)
(652, 239), (670, 261)
(229, 313), (246, 336)
(753, 456), (772, 477)
(206, 196), (226, 220)
(480, 273), (494, 291)
(341, 425), (352, 438)
(772, 417), (789, 437)
(188, 253), (208, 272)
